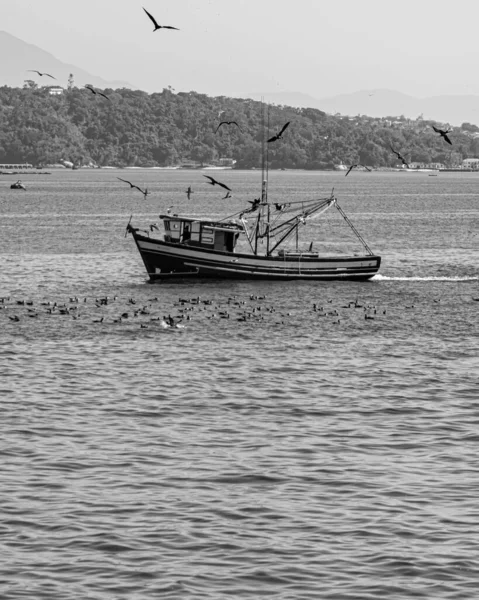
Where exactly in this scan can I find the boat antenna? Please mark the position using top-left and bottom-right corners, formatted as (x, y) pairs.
(125, 214), (133, 237)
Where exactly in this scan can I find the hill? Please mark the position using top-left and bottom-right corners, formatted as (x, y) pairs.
(0, 31), (133, 91)
(239, 89), (479, 128)
(0, 85), (478, 169)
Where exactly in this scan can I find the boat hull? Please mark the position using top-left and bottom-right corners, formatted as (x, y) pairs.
(131, 233), (381, 281)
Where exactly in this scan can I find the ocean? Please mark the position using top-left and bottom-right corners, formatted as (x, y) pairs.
(1, 168), (478, 599)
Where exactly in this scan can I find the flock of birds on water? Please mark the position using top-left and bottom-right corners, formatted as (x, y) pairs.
(3, 289), (478, 332)
(0, 292), (406, 331)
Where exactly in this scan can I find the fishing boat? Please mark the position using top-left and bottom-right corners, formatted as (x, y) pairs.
(127, 181), (380, 281)
(127, 109), (381, 281)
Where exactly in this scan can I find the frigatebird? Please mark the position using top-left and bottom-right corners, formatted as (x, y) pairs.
(345, 164), (372, 176)
(390, 146), (409, 168)
(117, 177), (148, 198)
(84, 85), (110, 100)
(432, 125), (452, 145)
(267, 121), (291, 143)
(222, 192), (232, 199)
(215, 121), (241, 133)
(117, 177), (138, 188)
(28, 70), (56, 79)
(203, 175), (231, 192)
(143, 7), (179, 31)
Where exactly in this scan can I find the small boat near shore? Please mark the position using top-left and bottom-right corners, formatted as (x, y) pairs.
(10, 180), (26, 190)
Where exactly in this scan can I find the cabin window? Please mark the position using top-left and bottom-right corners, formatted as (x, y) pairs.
(214, 232), (225, 251)
(191, 221), (200, 242)
(201, 227), (214, 245)
(168, 220), (180, 241)
(182, 223), (191, 242)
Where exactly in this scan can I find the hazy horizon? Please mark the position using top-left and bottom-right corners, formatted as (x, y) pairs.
(2, 0), (479, 99)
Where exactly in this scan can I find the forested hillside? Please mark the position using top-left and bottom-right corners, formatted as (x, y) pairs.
(1, 83), (478, 169)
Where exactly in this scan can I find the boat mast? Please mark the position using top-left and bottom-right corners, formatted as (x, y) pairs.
(256, 100), (266, 255)
(265, 105), (271, 255)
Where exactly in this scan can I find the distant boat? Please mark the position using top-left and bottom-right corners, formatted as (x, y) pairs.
(10, 180), (26, 190)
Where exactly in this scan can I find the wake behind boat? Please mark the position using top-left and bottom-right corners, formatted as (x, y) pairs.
(127, 183), (381, 281)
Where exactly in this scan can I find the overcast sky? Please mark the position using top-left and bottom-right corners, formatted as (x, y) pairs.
(2, 0), (479, 99)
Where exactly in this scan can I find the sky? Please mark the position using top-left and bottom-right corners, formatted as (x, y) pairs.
(2, 0), (479, 99)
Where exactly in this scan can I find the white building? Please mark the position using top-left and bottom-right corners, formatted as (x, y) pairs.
(462, 158), (479, 170)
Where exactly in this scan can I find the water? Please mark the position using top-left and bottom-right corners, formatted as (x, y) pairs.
(1, 169), (479, 599)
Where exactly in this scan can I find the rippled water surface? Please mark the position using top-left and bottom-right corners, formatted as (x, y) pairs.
(1, 169), (479, 599)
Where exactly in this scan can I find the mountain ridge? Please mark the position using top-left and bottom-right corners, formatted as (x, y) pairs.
(239, 89), (479, 127)
(0, 30), (133, 91)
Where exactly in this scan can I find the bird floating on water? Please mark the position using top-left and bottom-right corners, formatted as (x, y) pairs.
(267, 121), (290, 143)
(203, 175), (231, 192)
(432, 125), (452, 145)
(143, 7), (179, 31)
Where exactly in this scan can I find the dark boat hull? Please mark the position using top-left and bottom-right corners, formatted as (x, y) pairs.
(132, 233), (381, 281)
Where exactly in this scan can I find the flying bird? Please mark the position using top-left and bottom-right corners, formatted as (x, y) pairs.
(432, 125), (452, 145)
(222, 192), (232, 199)
(28, 70), (56, 79)
(267, 121), (291, 143)
(117, 177), (138, 189)
(186, 186), (193, 200)
(240, 198), (261, 218)
(84, 85), (110, 100)
(117, 177), (149, 198)
(215, 121), (241, 133)
(203, 175), (231, 192)
(345, 164), (372, 176)
(390, 146), (409, 168)
(135, 186), (149, 199)
(143, 7), (179, 31)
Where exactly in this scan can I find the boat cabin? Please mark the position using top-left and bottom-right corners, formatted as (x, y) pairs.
(159, 215), (243, 253)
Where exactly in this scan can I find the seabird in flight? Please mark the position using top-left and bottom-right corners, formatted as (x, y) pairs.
(432, 125), (452, 145)
(267, 121), (291, 143)
(390, 146), (409, 168)
(84, 85), (110, 100)
(345, 164), (372, 176)
(143, 7), (179, 31)
(215, 121), (241, 133)
(28, 70), (56, 79)
(203, 175), (231, 192)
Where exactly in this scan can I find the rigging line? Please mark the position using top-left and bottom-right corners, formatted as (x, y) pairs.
(334, 201), (373, 255)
